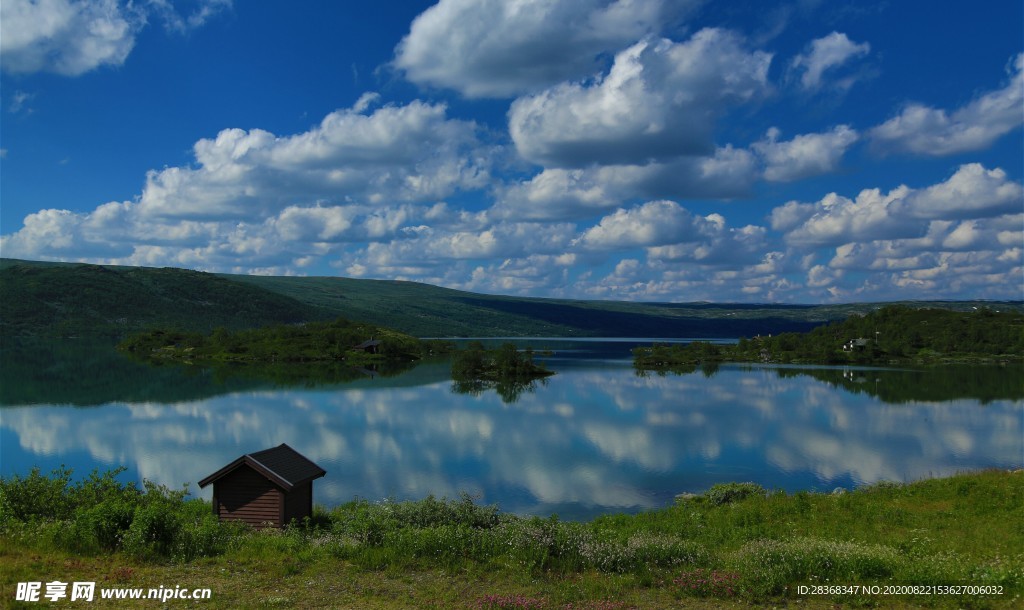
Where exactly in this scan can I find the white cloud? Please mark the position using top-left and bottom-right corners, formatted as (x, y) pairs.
(0, 0), (230, 76)
(572, 200), (768, 263)
(460, 254), (578, 295)
(776, 186), (913, 247)
(136, 99), (489, 219)
(9, 90), (35, 113)
(574, 200), (707, 250)
(828, 215), (1023, 272)
(574, 250), (799, 302)
(394, 0), (697, 98)
(775, 164), (1023, 247)
(829, 245), (1022, 301)
(495, 145), (758, 220)
(0, 0), (140, 75)
(508, 29), (772, 168)
(762, 163), (1023, 301)
(340, 220), (578, 281)
(0, 97), (495, 270)
(754, 125), (859, 182)
(806, 264), (841, 288)
(790, 31), (870, 91)
(147, 0), (231, 34)
(870, 54), (1024, 156)
(647, 222), (768, 265)
(889, 164), (1023, 220)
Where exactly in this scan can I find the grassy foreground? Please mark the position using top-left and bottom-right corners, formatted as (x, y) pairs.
(2, 470), (1022, 609)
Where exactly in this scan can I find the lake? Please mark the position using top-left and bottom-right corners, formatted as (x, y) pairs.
(1, 339), (1021, 520)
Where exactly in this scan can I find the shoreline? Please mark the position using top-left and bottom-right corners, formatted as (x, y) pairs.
(3, 469), (1021, 608)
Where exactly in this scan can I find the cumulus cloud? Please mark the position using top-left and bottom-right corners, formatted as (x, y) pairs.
(337, 220), (578, 285)
(494, 145), (758, 220)
(137, 99), (489, 219)
(767, 165), (1023, 302)
(394, 0), (697, 98)
(753, 125), (859, 182)
(461, 253), (579, 295)
(572, 200), (770, 268)
(773, 163), (1023, 247)
(576, 250), (799, 302)
(889, 164), (1023, 220)
(0, 0), (229, 76)
(0, 98), (493, 269)
(0, 0), (140, 75)
(647, 223), (768, 265)
(829, 243), (1022, 301)
(508, 29), (772, 168)
(869, 54), (1024, 156)
(790, 31), (870, 91)
(772, 187), (911, 247)
(574, 200), (710, 250)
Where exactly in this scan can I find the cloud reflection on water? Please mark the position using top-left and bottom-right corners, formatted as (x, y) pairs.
(2, 363), (1021, 519)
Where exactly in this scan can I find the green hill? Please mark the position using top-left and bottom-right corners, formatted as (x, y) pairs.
(635, 305), (1024, 372)
(0, 260), (329, 339)
(3, 258), (1022, 339)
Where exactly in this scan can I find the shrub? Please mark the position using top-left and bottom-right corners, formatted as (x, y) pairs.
(704, 482), (767, 506)
(581, 533), (709, 573)
(0, 466), (76, 521)
(735, 537), (901, 596)
(387, 493), (500, 529)
(123, 503), (180, 558)
(171, 500), (239, 561)
(74, 497), (139, 551)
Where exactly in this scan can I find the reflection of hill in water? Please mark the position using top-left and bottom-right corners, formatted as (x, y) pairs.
(641, 361), (1023, 404)
(3, 339), (1021, 407)
(1, 340), (447, 407)
(775, 366), (1024, 404)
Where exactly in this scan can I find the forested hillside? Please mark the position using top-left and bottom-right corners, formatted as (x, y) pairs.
(3, 259), (1022, 339)
(0, 260), (328, 339)
(635, 305), (1024, 370)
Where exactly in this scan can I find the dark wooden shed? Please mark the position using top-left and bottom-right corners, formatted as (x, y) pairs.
(352, 339), (382, 354)
(198, 443), (326, 528)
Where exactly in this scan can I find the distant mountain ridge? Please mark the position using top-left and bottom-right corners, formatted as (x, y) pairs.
(3, 258), (1021, 339)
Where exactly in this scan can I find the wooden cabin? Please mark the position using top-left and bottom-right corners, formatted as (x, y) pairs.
(352, 339), (382, 354)
(198, 443), (326, 528)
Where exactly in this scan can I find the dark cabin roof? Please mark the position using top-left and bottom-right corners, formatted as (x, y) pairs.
(198, 443), (326, 491)
(353, 339), (382, 350)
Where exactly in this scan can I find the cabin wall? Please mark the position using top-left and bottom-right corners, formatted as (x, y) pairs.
(214, 465), (283, 528)
(283, 481), (313, 525)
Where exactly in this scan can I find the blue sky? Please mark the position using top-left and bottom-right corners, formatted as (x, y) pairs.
(1, 0), (1021, 303)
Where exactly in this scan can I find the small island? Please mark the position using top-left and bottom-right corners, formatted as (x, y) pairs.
(634, 305), (1024, 373)
(450, 341), (554, 402)
(117, 317), (448, 367)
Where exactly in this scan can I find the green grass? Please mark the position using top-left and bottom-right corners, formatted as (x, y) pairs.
(3, 469), (1022, 608)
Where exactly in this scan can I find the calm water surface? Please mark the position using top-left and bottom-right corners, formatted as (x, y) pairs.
(1, 339), (1021, 520)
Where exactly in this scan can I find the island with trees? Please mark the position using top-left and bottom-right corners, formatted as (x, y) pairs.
(450, 341), (555, 402)
(634, 305), (1024, 373)
(117, 317), (448, 367)
(117, 322), (556, 398)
